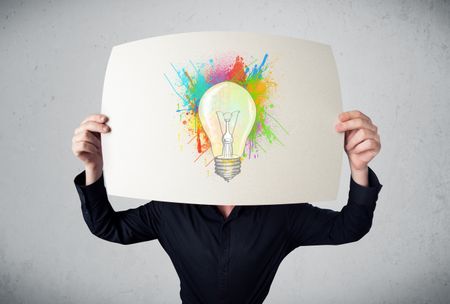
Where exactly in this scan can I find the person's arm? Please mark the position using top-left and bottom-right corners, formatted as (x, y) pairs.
(286, 166), (383, 251)
(74, 169), (162, 245)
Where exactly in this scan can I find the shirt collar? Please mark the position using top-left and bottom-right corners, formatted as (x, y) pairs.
(203, 205), (244, 223)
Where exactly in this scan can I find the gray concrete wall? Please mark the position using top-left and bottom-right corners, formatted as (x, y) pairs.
(1, 0), (449, 303)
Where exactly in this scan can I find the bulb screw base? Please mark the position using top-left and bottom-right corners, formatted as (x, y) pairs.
(214, 156), (241, 182)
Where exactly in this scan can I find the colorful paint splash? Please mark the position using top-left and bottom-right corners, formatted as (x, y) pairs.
(164, 53), (287, 166)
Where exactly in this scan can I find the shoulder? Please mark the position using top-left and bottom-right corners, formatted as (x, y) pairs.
(144, 200), (195, 215)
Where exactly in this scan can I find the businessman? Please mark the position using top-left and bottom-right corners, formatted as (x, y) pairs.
(72, 110), (382, 304)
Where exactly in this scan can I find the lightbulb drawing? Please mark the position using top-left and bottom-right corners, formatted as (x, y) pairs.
(198, 81), (256, 182)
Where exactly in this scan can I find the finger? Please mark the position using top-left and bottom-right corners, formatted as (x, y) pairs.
(345, 129), (358, 145)
(81, 113), (109, 125)
(72, 129), (101, 150)
(345, 128), (378, 151)
(75, 120), (110, 135)
(355, 149), (378, 163)
(338, 110), (372, 123)
(352, 138), (380, 154)
(72, 141), (98, 156)
(336, 117), (376, 133)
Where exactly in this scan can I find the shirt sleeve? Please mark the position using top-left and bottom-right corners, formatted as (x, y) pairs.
(74, 170), (162, 245)
(286, 166), (383, 250)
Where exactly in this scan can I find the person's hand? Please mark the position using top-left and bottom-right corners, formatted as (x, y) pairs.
(72, 114), (111, 184)
(335, 110), (381, 186)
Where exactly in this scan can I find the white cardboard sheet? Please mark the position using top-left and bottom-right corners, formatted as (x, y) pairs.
(101, 31), (343, 205)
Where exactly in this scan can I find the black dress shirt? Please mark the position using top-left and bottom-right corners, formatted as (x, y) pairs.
(74, 167), (383, 304)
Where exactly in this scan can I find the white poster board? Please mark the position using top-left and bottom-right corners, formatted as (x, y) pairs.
(101, 31), (344, 205)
